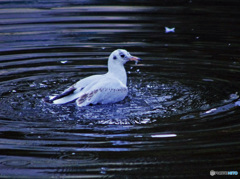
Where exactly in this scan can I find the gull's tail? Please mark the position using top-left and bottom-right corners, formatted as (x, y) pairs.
(44, 86), (79, 104)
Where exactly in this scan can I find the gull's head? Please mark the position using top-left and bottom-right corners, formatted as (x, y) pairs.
(109, 49), (141, 66)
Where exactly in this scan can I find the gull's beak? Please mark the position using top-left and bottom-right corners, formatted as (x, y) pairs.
(128, 56), (142, 62)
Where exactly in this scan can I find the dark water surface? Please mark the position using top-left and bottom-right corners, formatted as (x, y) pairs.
(0, 0), (240, 178)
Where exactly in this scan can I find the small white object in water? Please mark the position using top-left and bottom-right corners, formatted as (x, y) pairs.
(60, 60), (68, 64)
(205, 108), (217, 114)
(45, 49), (142, 107)
(151, 134), (177, 138)
(165, 27), (175, 33)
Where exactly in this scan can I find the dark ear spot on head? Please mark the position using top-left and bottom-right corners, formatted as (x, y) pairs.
(120, 54), (125, 58)
(113, 56), (117, 60)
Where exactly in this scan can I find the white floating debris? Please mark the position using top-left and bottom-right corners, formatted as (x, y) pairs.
(151, 134), (177, 138)
(12, 90), (17, 93)
(60, 60), (68, 64)
(165, 27), (175, 33)
(205, 108), (217, 114)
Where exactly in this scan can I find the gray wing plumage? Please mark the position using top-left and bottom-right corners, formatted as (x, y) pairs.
(45, 74), (103, 104)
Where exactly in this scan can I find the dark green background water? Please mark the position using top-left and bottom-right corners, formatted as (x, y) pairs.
(0, 0), (240, 178)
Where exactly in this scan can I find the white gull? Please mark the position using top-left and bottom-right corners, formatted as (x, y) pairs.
(44, 49), (141, 107)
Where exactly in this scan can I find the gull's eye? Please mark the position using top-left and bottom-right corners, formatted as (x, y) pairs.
(120, 54), (125, 58)
(113, 56), (117, 60)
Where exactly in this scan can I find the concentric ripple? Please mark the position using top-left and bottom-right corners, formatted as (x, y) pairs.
(0, 1), (240, 178)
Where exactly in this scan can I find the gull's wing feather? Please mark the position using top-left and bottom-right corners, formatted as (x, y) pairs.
(76, 77), (128, 107)
(50, 74), (103, 104)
